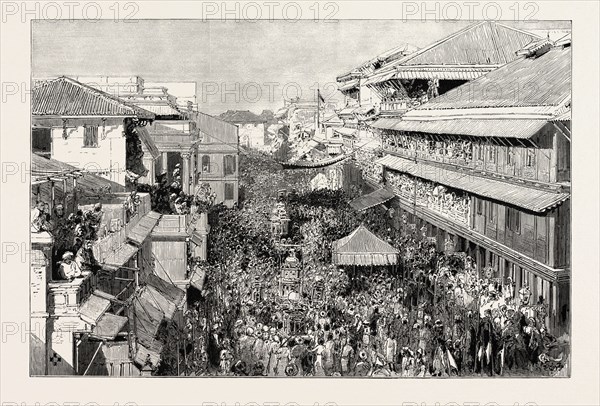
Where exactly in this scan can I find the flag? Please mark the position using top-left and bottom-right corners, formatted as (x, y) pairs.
(318, 89), (325, 103)
(447, 349), (458, 372)
(486, 341), (492, 363)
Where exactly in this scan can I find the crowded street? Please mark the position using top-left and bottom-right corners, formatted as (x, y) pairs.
(163, 150), (569, 377)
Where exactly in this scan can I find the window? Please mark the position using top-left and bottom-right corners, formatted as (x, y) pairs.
(477, 144), (484, 161)
(223, 155), (236, 176)
(224, 183), (234, 200)
(487, 201), (496, 223)
(201, 155), (211, 173)
(487, 145), (496, 163)
(506, 147), (514, 165)
(83, 125), (99, 147)
(526, 148), (536, 167)
(506, 207), (521, 233)
(476, 198), (483, 215)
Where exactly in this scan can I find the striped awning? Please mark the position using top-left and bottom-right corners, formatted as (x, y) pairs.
(371, 118), (549, 139)
(349, 188), (395, 212)
(376, 155), (570, 212)
(127, 211), (162, 246)
(102, 243), (138, 270)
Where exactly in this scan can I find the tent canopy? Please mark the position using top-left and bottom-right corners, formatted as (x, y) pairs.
(332, 225), (399, 266)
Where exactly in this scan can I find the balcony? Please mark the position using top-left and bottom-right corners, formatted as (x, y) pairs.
(382, 141), (474, 169)
(386, 172), (471, 226)
(48, 271), (97, 316)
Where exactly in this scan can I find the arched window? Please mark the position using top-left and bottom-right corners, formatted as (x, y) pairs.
(223, 155), (236, 176)
(201, 155), (211, 173)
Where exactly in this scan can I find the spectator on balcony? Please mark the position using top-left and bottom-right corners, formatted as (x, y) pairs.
(75, 239), (100, 274)
(58, 251), (82, 281)
(31, 201), (51, 233)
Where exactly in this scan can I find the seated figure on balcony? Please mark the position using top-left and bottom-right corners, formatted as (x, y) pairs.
(31, 201), (51, 233)
(58, 251), (82, 281)
(75, 240), (100, 274)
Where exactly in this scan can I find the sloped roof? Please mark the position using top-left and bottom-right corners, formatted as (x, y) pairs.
(31, 153), (126, 192)
(32, 77), (155, 120)
(410, 45), (571, 111)
(145, 273), (185, 307)
(365, 22), (542, 84)
(332, 225), (399, 266)
(218, 110), (266, 123)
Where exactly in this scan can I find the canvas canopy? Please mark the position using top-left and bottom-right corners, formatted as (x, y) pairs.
(332, 225), (399, 266)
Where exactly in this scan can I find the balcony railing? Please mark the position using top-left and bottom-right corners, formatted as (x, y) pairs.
(48, 271), (97, 316)
(383, 142), (474, 168)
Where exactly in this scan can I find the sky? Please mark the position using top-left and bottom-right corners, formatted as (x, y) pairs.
(32, 19), (570, 115)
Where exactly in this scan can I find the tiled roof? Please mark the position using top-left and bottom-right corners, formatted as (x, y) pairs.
(416, 45), (571, 110)
(32, 77), (155, 120)
(364, 21), (541, 84)
(218, 110), (266, 123)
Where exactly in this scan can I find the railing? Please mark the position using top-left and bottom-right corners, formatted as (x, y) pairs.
(380, 101), (408, 112)
(48, 271), (97, 315)
(387, 174), (471, 226)
(383, 142), (475, 169)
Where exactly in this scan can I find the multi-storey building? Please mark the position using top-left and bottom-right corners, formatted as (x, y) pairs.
(196, 112), (240, 207)
(369, 39), (571, 335)
(339, 21), (542, 118)
(32, 77), (157, 187)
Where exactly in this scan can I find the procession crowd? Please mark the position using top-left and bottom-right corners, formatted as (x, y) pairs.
(167, 151), (568, 378)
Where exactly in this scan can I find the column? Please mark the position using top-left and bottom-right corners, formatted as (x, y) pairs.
(161, 152), (168, 177)
(190, 148), (196, 191)
(181, 152), (190, 195)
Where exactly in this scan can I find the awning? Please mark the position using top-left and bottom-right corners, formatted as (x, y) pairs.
(127, 211), (162, 246)
(334, 127), (358, 137)
(102, 243), (139, 270)
(349, 188), (395, 212)
(338, 107), (358, 115)
(376, 155), (570, 212)
(394, 66), (491, 80)
(79, 290), (113, 325)
(135, 126), (160, 159)
(363, 70), (397, 86)
(332, 225), (399, 266)
(139, 285), (179, 320)
(130, 293), (164, 349)
(190, 268), (206, 291)
(371, 118), (403, 130)
(93, 313), (128, 339)
(146, 273), (186, 307)
(134, 341), (163, 369)
(338, 79), (359, 92)
(354, 105), (374, 115)
(372, 118), (549, 139)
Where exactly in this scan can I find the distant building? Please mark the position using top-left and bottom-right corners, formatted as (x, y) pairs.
(219, 110), (266, 149)
(196, 112), (240, 208)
